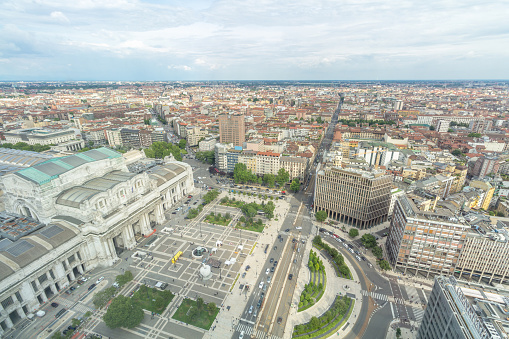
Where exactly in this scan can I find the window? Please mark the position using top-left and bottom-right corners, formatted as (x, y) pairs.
(1, 296), (13, 309)
(15, 292), (23, 303)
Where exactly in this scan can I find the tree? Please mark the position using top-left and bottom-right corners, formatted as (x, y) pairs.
(103, 296), (144, 329)
(315, 210), (327, 223)
(144, 119), (151, 125)
(448, 128), (454, 133)
(396, 328), (402, 338)
(361, 234), (377, 249)
(207, 302), (217, 313)
(196, 297), (205, 310)
(116, 271), (133, 287)
(71, 318), (82, 328)
(349, 228), (359, 238)
(429, 125), (435, 131)
(178, 139), (187, 149)
(309, 316), (320, 329)
(468, 132), (482, 138)
(276, 168), (290, 187)
(372, 246), (383, 259)
(451, 149), (462, 156)
(378, 259), (391, 271)
(257, 177), (263, 185)
(290, 178), (301, 192)
(263, 174), (276, 187)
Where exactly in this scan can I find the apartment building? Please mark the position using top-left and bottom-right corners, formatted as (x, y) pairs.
(415, 174), (454, 199)
(255, 151), (281, 176)
(470, 156), (500, 179)
(106, 128), (122, 148)
(120, 128), (141, 149)
(237, 150), (258, 174)
(186, 126), (207, 147)
(280, 156), (308, 180)
(386, 195), (469, 278)
(469, 119), (493, 133)
(199, 137), (217, 152)
(219, 114), (245, 147)
(469, 180), (495, 210)
(314, 167), (392, 229)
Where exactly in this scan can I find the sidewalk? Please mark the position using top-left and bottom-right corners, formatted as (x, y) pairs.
(203, 192), (292, 339)
(386, 320), (418, 339)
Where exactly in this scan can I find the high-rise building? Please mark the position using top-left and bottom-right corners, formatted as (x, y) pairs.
(314, 167), (392, 228)
(386, 195), (469, 278)
(417, 276), (501, 339)
(219, 114), (245, 147)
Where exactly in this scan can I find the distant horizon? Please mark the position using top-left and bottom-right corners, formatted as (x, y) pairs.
(1, 79), (509, 83)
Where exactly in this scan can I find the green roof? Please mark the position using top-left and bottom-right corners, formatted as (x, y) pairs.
(15, 147), (122, 185)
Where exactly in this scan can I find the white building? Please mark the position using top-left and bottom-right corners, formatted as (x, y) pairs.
(3, 128), (75, 146)
(0, 148), (194, 334)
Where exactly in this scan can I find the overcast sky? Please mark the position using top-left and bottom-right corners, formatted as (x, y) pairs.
(1, 0), (508, 81)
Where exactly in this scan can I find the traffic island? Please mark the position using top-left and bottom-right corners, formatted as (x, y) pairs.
(172, 298), (219, 330)
(298, 250), (326, 312)
(292, 296), (353, 338)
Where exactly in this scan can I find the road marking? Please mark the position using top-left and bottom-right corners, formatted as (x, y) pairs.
(390, 302), (395, 319)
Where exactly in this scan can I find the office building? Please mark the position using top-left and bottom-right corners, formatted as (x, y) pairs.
(314, 167), (392, 228)
(0, 148), (194, 335)
(120, 128), (141, 149)
(417, 276), (504, 339)
(387, 195), (469, 278)
(219, 114), (245, 147)
(469, 120), (493, 134)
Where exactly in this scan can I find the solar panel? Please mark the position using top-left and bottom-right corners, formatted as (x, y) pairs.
(40, 225), (64, 239)
(5, 240), (34, 257)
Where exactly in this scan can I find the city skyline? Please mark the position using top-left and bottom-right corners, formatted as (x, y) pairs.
(1, 0), (509, 81)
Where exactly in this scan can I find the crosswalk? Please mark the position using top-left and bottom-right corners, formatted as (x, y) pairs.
(404, 285), (420, 302)
(410, 306), (425, 323)
(361, 290), (388, 301)
(55, 296), (95, 314)
(236, 323), (281, 339)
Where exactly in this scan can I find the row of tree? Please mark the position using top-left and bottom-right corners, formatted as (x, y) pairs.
(360, 234), (390, 270)
(144, 141), (182, 161)
(195, 150), (215, 164)
(233, 163), (290, 187)
(0, 142), (51, 152)
(313, 236), (350, 277)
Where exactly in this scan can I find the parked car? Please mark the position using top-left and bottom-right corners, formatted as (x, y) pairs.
(288, 274), (293, 280)
(88, 284), (96, 291)
(95, 276), (104, 284)
(277, 317), (283, 324)
(270, 258), (274, 263)
(245, 265), (251, 271)
(51, 302), (59, 308)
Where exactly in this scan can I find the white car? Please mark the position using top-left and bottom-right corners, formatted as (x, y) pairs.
(259, 282), (264, 289)
(239, 331), (245, 339)
(248, 306), (253, 314)
(266, 268), (270, 275)
(296, 227), (302, 230)
(95, 276), (104, 284)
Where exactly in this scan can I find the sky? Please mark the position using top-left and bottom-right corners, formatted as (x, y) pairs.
(0, 0), (508, 81)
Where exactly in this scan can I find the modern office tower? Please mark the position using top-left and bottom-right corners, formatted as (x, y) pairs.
(313, 167), (392, 228)
(470, 156), (500, 179)
(219, 114), (245, 147)
(386, 195), (469, 278)
(417, 276), (503, 339)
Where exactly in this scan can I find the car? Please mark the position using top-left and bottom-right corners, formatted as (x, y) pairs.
(319, 228), (326, 232)
(301, 240), (305, 244)
(63, 329), (69, 335)
(288, 274), (293, 280)
(273, 260), (278, 266)
(51, 302), (59, 308)
(267, 276), (272, 283)
(295, 226), (302, 229)
(270, 258), (274, 263)
(113, 282), (119, 288)
(248, 306), (253, 314)
(245, 265), (251, 271)
(242, 272), (246, 278)
(68, 325), (77, 331)
(270, 266), (275, 273)
(172, 211), (177, 214)
(95, 276), (104, 284)
(65, 290), (72, 295)
(266, 268), (270, 275)
(69, 286), (76, 291)
(239, 331), (245, 339)
(277, 317), (283, 324)
(88, 284), (96, 291)
(285, 229), (290, 232)
(292, 238), (296, 243)
(188, 195), (192, 198)
(55, 308), (67, 318)
(279, 237), (283, 242)
(259, 282), (264, 289)
(293, 259), (297, 263)
(274, 246), (277, 250)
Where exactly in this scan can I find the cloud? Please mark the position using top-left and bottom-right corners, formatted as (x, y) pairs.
(0, 0), (508, 80)
(50, 11), (70, 24)
(168, 65), (192, 71)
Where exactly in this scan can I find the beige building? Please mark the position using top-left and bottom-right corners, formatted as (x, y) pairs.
(469, 180), (495, 210)
(280, 156), (308, 180)
(314, 167), (392, 228)
(186, 126), (208, 147)
(219, 114), (245, 147)
(255, 151), (281, 176)
(106, 128), (122, 148)
(3, 128), (75, 146)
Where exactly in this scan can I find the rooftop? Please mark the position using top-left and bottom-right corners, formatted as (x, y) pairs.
(14, 147), (122, 185)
